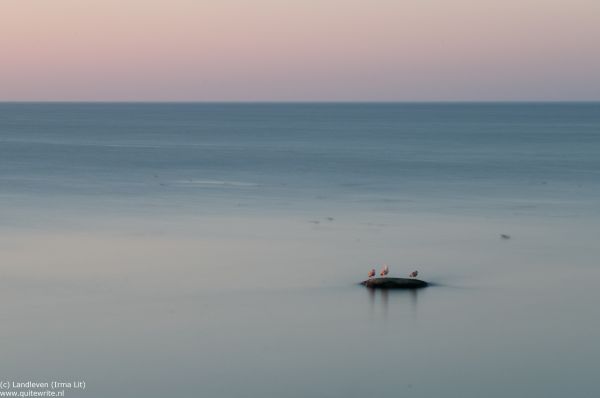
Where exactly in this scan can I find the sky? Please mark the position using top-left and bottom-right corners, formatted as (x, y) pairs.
(1, 0), (599, 101)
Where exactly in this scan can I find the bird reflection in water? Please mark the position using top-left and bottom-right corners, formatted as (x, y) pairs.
(367, 287), (420, 320)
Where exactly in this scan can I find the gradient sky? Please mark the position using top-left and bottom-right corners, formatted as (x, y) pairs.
(2, 0), (599, 101)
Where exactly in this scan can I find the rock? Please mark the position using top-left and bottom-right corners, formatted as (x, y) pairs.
(360, 277), (428, 289)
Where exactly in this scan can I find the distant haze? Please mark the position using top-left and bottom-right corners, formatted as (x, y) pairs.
(2, 0), (600, 101)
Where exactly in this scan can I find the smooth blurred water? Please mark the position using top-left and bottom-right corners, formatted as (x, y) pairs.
(0, 103), (599, 397)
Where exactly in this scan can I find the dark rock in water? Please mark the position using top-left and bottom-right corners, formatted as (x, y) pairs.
(360, 277), (428, 289)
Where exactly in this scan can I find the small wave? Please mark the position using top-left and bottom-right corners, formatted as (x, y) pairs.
(172, 179), (259, 187)
(102, 144), (164, 149)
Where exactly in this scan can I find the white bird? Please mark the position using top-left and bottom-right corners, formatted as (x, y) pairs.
(380, 264), (389, 277)
(409, 270), (418, 278)
(368, 268), (376, 278)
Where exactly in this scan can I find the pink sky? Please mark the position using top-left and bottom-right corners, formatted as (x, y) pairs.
(1, 0), (599, 101)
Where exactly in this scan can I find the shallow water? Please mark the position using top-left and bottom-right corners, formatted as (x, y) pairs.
(0, 103), (599, 397)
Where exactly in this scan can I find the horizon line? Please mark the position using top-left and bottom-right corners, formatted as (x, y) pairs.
(1, 100), (599, 104)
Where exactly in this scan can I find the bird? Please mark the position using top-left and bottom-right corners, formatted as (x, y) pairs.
(368, 268), (376, 278)
(380, 264), (389, 277)
(500, 234), (511, 240)
(409, 270), (418, 278)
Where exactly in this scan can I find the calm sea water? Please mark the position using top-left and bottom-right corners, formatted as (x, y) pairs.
(1, 103), (599, 397)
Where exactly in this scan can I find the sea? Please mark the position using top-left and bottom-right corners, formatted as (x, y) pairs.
(1, 103), (599, 398)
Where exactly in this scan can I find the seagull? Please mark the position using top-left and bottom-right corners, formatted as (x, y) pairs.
(409, 270), (418, 278)
(368, 269), (376, 278)
(380, 264), (389, 277)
